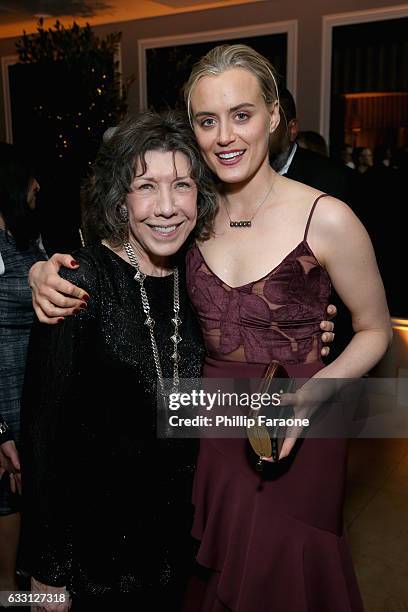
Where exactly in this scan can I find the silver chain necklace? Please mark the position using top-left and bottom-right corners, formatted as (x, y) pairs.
(223, 175), (276, 228)
(123, 242), (181, 398)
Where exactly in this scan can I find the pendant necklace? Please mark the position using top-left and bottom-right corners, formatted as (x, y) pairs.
(223, 174), (277, 228)
(123, 242), (181, 399)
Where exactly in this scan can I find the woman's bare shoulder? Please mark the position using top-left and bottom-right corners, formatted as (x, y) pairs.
(277, 179), (370, 261)
(278, 176), (326, 213)
(279, 175), (320, 199)
(311, 195), (363, 237)
(280, 177), (358, 227)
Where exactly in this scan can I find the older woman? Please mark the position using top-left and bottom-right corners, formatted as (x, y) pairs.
(20, 111), (216, 611)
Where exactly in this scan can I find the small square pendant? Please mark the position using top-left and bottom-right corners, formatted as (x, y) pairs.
(230, 221), (251, 228)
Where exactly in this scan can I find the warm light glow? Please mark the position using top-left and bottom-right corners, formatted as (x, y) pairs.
(392, 319), (408, 351)
(0, 0), (264, 40)
(343, 92), (408, 148)
(392, 318), (408, 332)
(344, 92), (408, 100)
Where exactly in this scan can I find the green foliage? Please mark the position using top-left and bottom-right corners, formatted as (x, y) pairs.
(15, 19), (128, 116)
(17, 18), (120, 64)
(13, 20), (133, 173)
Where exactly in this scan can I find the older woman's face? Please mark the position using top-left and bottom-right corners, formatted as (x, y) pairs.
(190, 68), (279, 184)
(126, 150), (198, 260)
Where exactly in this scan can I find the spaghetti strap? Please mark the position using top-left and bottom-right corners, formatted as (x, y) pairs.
(304, 193), (329, 242)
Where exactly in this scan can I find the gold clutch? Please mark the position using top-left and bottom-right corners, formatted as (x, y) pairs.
(246, 360), (293, 471)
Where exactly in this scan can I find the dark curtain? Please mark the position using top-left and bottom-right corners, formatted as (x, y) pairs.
(331, 18), (408, 95)
(330, 17), (408, 153)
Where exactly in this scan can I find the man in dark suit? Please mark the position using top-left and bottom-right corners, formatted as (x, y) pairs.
(270, 88), (355, 203)
(269, 88), (355, 360)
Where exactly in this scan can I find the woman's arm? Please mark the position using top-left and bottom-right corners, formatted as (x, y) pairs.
(29, 254), (89, 323)
(31, 251), (338, 356)
(0, 412), (21, 496)
(312, 197), (392, 378)
(275, 198), (392, 461)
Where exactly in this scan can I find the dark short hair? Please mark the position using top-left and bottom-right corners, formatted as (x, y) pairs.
(297, 131), (328, 157)
(278, 88), (297, 125)
(83, 110), (217, 246)
(0, 142), (39, 251)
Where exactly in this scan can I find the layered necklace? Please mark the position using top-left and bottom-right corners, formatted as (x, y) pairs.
(223, 173), (277, 228)
(123, 242), (181, 399)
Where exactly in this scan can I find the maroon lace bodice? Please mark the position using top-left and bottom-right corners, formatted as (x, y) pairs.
(186, 196), (332, 366)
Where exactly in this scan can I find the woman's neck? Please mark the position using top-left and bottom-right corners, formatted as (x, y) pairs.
(103, 239), (174, 277)
(0, 215), (5, 230)
(220, 160), (277, 217)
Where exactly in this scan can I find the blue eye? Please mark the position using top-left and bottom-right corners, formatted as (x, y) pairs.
(200, 118), (216, 127)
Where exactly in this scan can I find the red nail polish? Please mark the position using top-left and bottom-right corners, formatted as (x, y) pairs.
(79, 302), (87, 309)
(71, 259), (79, 266)
(82, 294), (90, 302)
(57, 317), (65, 323)
(73, 308), (80, 314)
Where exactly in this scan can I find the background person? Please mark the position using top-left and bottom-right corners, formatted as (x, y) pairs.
(269, 87), (354, 203)
(297, 130), (329, 157)
(353, 147), (374, 175)
(340, 144), (355, 169)
(0, 142), (45, 592)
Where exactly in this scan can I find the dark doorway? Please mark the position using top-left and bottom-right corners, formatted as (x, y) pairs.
(330, 17), (408, 154)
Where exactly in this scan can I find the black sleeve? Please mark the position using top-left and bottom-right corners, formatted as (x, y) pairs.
(20, 253), (99, 587)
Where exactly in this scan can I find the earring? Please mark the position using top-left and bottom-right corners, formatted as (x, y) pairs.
(118, 207), (128, 222)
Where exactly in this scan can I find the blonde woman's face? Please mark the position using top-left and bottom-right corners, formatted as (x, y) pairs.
(190, 68), (279, 184)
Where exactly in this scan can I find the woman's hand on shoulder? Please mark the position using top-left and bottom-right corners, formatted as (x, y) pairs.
(320, 304), (336, 357)
(29, 254), (90, 324)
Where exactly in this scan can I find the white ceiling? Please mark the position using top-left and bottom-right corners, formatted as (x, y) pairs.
(0, 0), (265, 39)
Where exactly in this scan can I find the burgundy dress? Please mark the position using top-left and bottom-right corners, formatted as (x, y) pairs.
(185, 196), (364, 612)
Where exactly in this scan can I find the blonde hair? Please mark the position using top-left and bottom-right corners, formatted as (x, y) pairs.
(183, 44), (280, 124)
